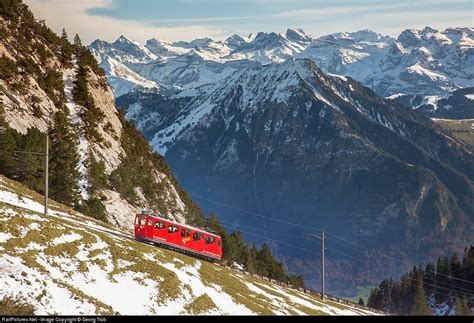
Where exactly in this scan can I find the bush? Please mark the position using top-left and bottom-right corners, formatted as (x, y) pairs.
(75, 197), (108, 223)
(0, 295), (35, 315)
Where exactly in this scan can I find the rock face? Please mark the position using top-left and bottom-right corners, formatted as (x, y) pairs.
(117, 58), (474, 292)
(90, 27), (473, 99)
(0, 1), (203, 229)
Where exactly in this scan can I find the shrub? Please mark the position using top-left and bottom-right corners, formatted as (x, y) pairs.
(0, 295), (35, 315)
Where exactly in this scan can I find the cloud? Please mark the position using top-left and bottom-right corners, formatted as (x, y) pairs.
(23, 0), (228, 43)
(23, 0), (472, 44)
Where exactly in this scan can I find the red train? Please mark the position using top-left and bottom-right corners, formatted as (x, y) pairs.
(134, 210), (223, 260)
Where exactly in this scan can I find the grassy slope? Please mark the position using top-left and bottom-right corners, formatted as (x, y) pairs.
(432, 118), (474, 146)
(0, 175), (380, 315)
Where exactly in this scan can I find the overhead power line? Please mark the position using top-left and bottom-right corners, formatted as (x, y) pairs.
(193, 191), (474, 287)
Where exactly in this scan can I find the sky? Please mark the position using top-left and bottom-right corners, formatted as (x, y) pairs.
(24, 0), (473, 44)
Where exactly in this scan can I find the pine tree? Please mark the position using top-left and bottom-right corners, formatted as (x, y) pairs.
(358, 298), (365, 306)
(87, 153), (107, 194)
(48, 111), (81, 206)
(0, 100), (18, 176)
(244, 247), (256, 273)
(16, 128), (44, 192)
(410, 275), (431, 316)
(59, 28), (73, 66)
(73, 33), (83, 57)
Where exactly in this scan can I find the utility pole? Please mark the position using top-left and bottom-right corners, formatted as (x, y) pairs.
(321, 230), (325, 300)
(44, 134), (49, 215)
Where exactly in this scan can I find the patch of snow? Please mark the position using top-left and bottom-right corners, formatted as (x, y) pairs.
(51, 233), (83, 245)
(465, 94), (474, 100)
(63, 63), (89, 200)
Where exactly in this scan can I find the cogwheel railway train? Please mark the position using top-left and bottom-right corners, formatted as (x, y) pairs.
(134, 209), (223, 260)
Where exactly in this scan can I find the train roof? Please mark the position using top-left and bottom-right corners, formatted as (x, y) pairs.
(137, 212), (221, 238)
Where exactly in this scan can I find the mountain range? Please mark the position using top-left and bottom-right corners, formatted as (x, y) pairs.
(89, 26), (474, 294)
(89, 27), (473, 101)
(115, 57), (474, 294)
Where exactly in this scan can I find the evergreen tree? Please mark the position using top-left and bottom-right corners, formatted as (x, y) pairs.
(244, 246), (256, 274)
(87, 153), (107, 194)
(409, 274), (431, 316)
(16, 128), (44, 192)
(73, 33), (83, 57)
(48, 111), (81, 206)
(0, 100), (18, 176)
(358, 298), (365, 306)
(59, 28), (73, 66)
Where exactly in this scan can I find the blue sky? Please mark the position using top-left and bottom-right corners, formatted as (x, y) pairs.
(25, 0), (473, 43)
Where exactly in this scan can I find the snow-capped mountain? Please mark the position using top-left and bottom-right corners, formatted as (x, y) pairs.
(301, 27), (473, 96)
(117, 58), (474, 295)
(88, 28), (314, 96)
(89, 27), (473, 99)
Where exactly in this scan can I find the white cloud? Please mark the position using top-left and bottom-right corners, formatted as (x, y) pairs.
(24, 0), (228, 43)
(23, 0), (472, 44)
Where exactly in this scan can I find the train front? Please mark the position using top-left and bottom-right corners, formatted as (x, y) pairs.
(134, 209), (152, 241)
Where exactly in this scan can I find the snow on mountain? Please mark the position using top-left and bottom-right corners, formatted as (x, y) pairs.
(301, 27), (473, 96)
(89, 27), (473, 100)
(117, 57), (474, 295)
(90, 35), (157, 64)
(0, 175), (381, 316)
(93, 53), (161, 98)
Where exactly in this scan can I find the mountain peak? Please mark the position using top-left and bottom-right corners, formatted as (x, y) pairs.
(286, 28), (311, 42)
(115, 34), (134, 44)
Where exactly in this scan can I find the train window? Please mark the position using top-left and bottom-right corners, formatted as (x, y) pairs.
(168, 225), (178, 233)
(140, 218), (146, 226)
(181, 229), (191, 237)
(134, 217), (139, 225)
(155, 222), (165, 229)
(205, 236), (215, 245)
(147, 219), (153, 226)
(193, 232), (203, 241)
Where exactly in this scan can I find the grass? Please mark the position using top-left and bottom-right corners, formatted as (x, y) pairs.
(0, 295), (35, 315)
(432, 119), (474, 146)
(184, 294), (217, 315)
(0, 174), (376, 316)
(199, 262), (277, 315)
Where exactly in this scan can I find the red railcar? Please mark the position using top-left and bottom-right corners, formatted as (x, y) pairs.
(134, 210), (223, 260)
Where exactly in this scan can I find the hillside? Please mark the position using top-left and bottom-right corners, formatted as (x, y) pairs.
(367, 246), (473, 315)
(0, 175), (380, 315)
(432, 119), (474, 147)
(0, 0), (203, 229)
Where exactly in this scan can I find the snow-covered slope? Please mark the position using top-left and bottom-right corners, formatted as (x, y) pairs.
(300, 27), (473, 96)
(89, 27), (473, 99)
(0, 175), (381, 316)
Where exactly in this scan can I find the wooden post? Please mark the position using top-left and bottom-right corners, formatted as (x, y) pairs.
(44, 134), (48, 215)
(321, 230), (325, 300)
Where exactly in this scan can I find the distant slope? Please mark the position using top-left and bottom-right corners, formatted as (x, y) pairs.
(432, 118), (474, 147)
(0, 175), (380, 315)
